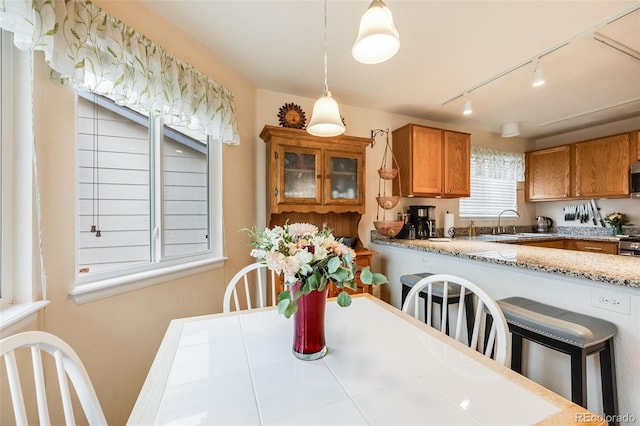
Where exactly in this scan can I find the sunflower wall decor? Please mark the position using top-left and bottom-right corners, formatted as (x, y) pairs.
(278, 103), (306, 129)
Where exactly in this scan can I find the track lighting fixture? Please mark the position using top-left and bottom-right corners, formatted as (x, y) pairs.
(463, 99), (472, 115)
(532, 58), (545, 87)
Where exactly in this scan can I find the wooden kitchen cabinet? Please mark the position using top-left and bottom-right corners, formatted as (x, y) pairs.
(574, 133), (630, 198)
(260, 125), (370, 217)
(525, 145), (571, 201)
(392, 124), (470, 197)
(525, 132), (632, 201)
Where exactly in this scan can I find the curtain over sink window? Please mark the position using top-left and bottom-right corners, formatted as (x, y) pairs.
(459, 147), (525, 218)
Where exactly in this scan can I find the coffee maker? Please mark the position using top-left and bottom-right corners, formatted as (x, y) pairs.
(409, 205), (436, 239)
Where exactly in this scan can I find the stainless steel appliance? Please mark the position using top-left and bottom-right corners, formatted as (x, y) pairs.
(619, 236), (640, 256)
(631, 162), (640, 199)
(535, 216), (553, 233)
(409, 205), (436, 239)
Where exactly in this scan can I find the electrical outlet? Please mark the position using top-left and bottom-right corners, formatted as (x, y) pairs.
(591, 290), (630, 314)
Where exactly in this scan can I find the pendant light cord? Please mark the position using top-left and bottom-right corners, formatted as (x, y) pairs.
(322, 0), (328, 95)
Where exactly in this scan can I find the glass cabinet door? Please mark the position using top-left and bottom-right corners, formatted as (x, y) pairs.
(276, 145), (322, 204)
(325, 150), (364, 205)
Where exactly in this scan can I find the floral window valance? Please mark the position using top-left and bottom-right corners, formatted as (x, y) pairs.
(470, 146), (525, 181)
(0, 0), (239, 145)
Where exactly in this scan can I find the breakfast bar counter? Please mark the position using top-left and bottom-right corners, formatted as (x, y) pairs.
(371, 235), (639, 288)
(371, 237), (639, 424)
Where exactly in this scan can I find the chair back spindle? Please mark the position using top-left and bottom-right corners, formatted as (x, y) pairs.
(402, 274), (510, 365)
(224, 263), (278, 312)
(1, 331), (107, 426)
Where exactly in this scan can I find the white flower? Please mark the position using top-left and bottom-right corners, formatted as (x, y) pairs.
(288, 223), (318, 237)
(246, 222), (387, 317)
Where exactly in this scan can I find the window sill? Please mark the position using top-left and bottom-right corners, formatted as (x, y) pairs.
(0, 300), (50, 337)
(69, 256), (227, 304)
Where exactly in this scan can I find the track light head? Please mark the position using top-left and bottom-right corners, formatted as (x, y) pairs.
(463, 99), (472, 115)
(532, 58), (545, 87)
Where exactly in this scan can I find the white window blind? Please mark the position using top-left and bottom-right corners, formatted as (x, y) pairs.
(459, 147), (524, 218)
(77, 93), (210, 276)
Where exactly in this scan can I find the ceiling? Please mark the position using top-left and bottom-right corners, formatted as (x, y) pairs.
(140, 0), (640, 139)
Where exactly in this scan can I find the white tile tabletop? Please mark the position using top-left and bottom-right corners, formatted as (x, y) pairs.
(128, 294), (604, 426)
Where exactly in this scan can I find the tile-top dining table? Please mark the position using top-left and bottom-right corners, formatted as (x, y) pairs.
(128, 294), (604, 425)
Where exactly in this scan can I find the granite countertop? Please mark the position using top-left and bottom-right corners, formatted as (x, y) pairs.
(371, 234), (640, 289)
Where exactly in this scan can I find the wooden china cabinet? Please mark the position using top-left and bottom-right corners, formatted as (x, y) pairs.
(259, 125), (377, 298)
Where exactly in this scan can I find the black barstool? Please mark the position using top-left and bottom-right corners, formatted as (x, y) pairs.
(497, 297), (618, 425)
(400, 273), (475, 341)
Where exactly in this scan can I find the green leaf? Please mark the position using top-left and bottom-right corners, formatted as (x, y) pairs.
(371, 272), (388, 285)
(343, 280), (357, 291)
(358, 267), (387, 285)
(307, 273), (320, 291)
(330, 267), (351, 283)
(337, 291), (352, 307)
(277, 298), (290, 316)
(284, 300), (298, 318)
(327, 256), (341, 273)
(277, 290), (290, 303)
(359, 267), (373, 284)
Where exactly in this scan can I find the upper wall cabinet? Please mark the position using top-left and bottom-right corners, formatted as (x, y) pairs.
(392, 124), (470, 198)
(525, 132), (633, 201)
(574, 134), (630, 198)
(525, 145), (571, 200)
(260, 126), (370, 217)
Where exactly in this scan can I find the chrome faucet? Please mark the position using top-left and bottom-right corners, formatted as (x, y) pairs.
(496, 209), (520, 234)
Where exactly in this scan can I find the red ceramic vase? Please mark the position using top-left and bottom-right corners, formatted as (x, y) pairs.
(292, 282), (328, 360)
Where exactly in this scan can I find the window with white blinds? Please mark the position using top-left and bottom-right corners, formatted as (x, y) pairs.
(459, 147), (524, 218)
(77, 92), (210, 277)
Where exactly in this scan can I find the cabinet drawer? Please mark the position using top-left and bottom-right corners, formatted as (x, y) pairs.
(518, 239), (566, 249)
(570, 240), (618, 255)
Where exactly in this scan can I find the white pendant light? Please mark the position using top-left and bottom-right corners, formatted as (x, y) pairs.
(532, 58), (545, 87)
(352, 0), (400, 65)
(308, 0), (345, 137)
(463, 99), (473, 115)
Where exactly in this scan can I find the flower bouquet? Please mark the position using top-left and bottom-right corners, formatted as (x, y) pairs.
(247, 223), (387, 318)
(603, 212), (632, 235)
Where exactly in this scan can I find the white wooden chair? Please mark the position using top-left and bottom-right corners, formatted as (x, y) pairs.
(223, 262), (278, 312)
(401, 274), (511, 366)
(0, 331), (107, 426)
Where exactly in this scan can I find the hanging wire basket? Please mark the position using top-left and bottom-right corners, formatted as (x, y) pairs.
(373, 129), (403, 237)
(377, 167), (398, 180)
